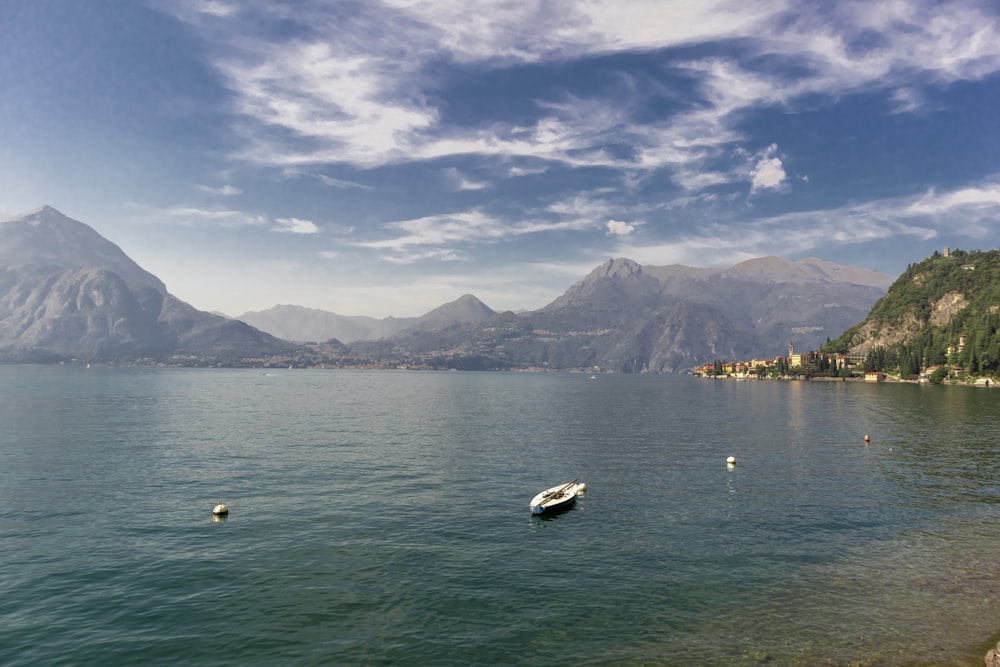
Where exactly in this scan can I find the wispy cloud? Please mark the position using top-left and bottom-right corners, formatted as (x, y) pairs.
(133, 0), (1000, 317)
(181, 0), (237, 18)
(282, 168), (373, 190)
(164, 0), (1000, 194)
(151, 205), (268, 228)
(196, 184), (242, 196)
(444, 167), (490, 192)
(132, 204), (323, 234)
(545, 192), (618, 218)
(273, 217), (319, 234)
(351, 207), (594, 262)
(609, 178), (1000, 267)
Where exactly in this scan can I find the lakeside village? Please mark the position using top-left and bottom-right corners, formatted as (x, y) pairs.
(693, 340), (996, 386)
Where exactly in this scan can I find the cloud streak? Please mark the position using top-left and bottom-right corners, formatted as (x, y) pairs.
(29, 1), (996, 317)
(610, 178), (1000, 268)
(165, 0), (1000, 195)
(273, 217), (320, 234)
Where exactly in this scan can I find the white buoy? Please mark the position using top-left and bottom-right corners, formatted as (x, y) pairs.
(726, 456), (736, 464)
(212, 503), (229, 516)
(577, 482), (587, 494)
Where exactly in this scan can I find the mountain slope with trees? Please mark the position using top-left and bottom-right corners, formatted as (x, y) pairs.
(824, 248), (1000, 380)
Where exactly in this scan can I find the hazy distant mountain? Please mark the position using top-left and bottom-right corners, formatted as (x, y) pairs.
(352, 256), (893, 373)
(1, 206), (166, 292)
(239, 294), (495, 343)
(0, 206), (292, 362)
(410, 294), (495, 328)
(237, 304), (403, 343)
(536, 256), (892, 371)
(0, 206), (894, 371)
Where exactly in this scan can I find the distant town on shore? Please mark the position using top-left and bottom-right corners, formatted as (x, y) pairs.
(695, 338), (995, 387)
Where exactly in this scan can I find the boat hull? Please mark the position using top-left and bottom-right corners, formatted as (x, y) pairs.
(530, 481), (581, 514)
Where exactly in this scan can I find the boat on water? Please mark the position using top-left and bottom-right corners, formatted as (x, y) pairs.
(530, 480), (584, 514)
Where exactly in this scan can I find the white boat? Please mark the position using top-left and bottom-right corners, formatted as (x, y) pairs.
(530, 480), (583, 514)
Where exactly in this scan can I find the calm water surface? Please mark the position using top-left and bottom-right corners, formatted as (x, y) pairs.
(1, 366), (999, 666)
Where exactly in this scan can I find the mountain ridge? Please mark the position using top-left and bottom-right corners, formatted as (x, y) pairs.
(0, 205), (167, 293)
(0, 206), (894, 370)
(0, 206), (292, 363)
(244, 257), (892, 350)
(237, 294), (496, 343)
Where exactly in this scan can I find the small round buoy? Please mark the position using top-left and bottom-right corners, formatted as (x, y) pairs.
(212, 503), (229, 516)
(726, 456), (736, 465)
(577, 482), (587, 494)
(864, 434), (870, 443)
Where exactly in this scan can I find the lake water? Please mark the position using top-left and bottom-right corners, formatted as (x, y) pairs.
(2, 366), (999, 666)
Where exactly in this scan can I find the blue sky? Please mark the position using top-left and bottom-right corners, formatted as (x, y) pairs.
(2, 0), (1000, 317)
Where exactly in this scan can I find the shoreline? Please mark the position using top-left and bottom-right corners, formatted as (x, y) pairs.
(707, 368), (1000, 666)
(698, 373), (997, 387)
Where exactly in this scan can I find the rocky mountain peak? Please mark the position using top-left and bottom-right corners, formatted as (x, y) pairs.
(0, 206), (291, 362)
(593, 257), (643, 280)
(22, 205), (64, 223)
(419, 293), (495, 324)
(0, 205), (167, 294)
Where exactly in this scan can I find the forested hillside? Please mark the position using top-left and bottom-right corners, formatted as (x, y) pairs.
(825, 248), (1000, 379)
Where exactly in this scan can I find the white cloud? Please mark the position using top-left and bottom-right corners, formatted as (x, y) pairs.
(903, 184), (1000, 217)
(273, 217), (320, 234)
(183, 0), (237, 18)
(507, 164), (548, 177)
(353, 210), (506, 252)
(350, 207), (594, 263)
(899, 182), (1000, 238)
(606, 219), (636, 236)
(196, 184), (242, 196)
(282, 169), (372, 190)
(889, 87), (924, 114)
(130, 203), (325, 234)
(749, 145), (787, 194)
(608, 178), (1000, 269)
(380, 0), (782, 63)
(444, 167), (490, 191)
(545, 192), (617, 218)
(165, 0), (1000, 194)
(153, 205), (268, 228)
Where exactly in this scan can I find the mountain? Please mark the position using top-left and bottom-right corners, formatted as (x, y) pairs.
(238, 294), (495, 343)
(0, 206), (166, 292)
(0, 206), (293, 363)
(0, 206), (895, 371)
(350, 256), (893, 373)
(237, 304), (404, 343)
(524, 256), (891, 372)
(411, 294), (495, 328)
(825, 247), (1000, 376)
